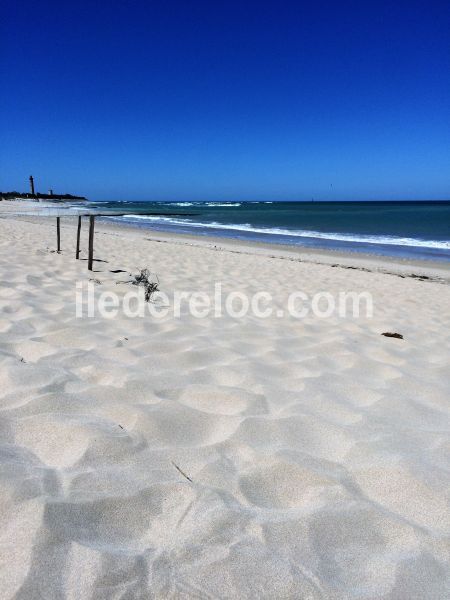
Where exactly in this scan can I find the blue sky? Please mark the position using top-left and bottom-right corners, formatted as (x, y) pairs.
(1, 0), (449, 201)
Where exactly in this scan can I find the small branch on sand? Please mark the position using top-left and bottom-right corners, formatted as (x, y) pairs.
(171, 461), (193, 483)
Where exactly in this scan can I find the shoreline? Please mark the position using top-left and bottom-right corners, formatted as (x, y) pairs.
(2, 204), (449, 284)
(2, 199), (450, 269)
(105, 220), (450, 282)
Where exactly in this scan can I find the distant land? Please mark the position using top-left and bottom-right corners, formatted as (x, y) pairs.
(0, 191), (86, 201)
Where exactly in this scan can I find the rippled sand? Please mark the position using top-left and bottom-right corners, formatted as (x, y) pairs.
(0, 210), (449, 598)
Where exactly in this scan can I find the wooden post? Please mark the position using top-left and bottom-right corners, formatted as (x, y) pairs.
(88, 215), (95, 271)
(56, 217), (61, 252)
(76, 216), (81, 259)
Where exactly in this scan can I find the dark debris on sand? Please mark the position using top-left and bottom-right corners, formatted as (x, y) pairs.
(381, 332), (404, 339)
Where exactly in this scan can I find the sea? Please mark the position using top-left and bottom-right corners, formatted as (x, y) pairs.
(68, 200), (450, 261)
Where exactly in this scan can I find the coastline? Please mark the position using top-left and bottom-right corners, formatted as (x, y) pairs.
(2, 201), (450, 282)
(1, 206), (449, 597)
(2, 198), (450, 265)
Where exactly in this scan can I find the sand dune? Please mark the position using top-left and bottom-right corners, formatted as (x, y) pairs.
(0, 210), (449, 598)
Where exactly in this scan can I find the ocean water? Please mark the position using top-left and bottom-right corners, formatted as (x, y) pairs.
(78, 200), (449, 261)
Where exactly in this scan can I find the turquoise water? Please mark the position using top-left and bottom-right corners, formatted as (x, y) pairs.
(82, 200), (450, 261)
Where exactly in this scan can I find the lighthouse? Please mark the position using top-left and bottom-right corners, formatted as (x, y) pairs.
(29, 175), (35, 196)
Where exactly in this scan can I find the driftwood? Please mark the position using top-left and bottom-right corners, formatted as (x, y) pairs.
(56, 217), (61, 252)
(88, 216), (95, 271)
(76, 216), (81, 259)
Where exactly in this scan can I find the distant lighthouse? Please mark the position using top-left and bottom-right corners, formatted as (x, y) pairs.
(29, 175), (35, 195)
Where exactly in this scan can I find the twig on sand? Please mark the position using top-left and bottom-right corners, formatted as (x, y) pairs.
(171, 461), (193, 483)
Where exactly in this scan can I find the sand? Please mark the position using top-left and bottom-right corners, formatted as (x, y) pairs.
(0, 206), (449, 599)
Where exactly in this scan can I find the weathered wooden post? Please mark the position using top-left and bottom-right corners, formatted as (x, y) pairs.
(56, 217), (61, 252)
(88, 215), (95, 271)
(76, 216), (82, 259)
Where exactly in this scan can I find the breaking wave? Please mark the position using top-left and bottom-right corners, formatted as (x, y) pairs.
(112, 214), (450, 250)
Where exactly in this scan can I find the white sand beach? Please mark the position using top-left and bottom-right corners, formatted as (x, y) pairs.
(0, 206), (449, 598)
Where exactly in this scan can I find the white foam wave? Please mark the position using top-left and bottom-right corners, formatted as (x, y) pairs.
(204, 202), (242, 207)
(154, 201), (242, 207)
(115, 215), (450, 250)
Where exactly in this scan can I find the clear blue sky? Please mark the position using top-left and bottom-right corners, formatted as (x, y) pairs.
(1, 0), (449, 201)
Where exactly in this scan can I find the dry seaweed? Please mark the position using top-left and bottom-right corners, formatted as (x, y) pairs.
(381, 332), (404, 339)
